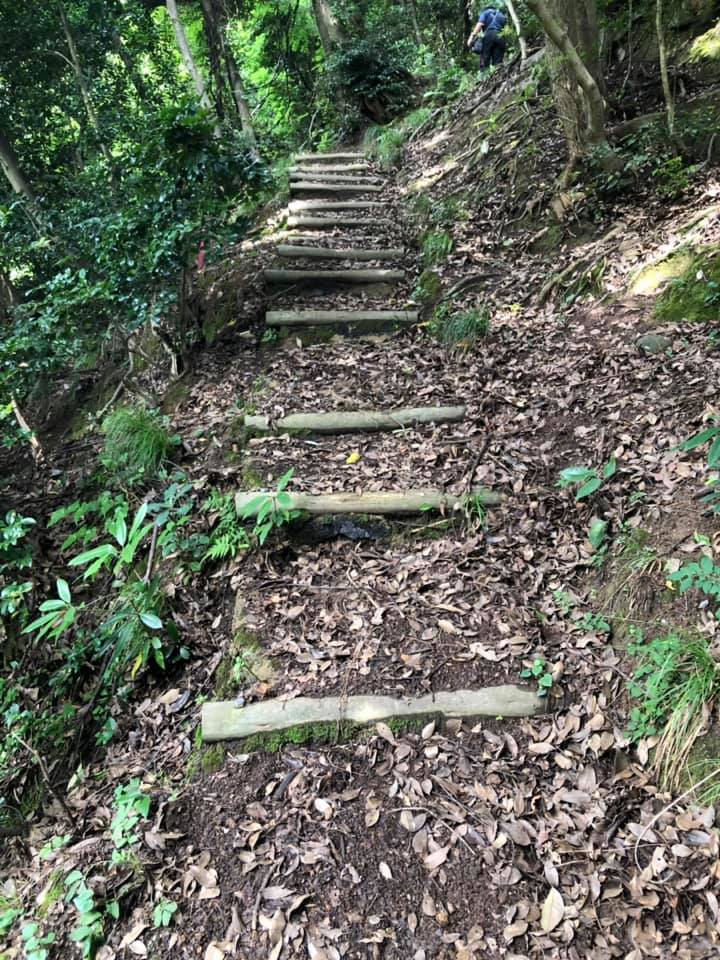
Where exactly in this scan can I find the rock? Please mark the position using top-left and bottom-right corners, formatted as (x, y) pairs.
(637, 333), (673, 356)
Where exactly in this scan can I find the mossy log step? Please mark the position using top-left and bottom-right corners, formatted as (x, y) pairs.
(266, 309), (417, 327)
(277, 245), (403, 261)
(287, 216), (391, 229)
(289, 170), (383, 183)
(202, 687), (545, 742)
(295, 152), (367, 163)
(244, 405), (466, 434)
(290, 181), (383, 194)
(288, 200), (384, 212)
(264, 268), (404, 286)
(235, 487), (500, 518)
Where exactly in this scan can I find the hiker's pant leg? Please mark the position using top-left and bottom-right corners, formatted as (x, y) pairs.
(480, 29), (497, 68)
(492, 34), (507, 65)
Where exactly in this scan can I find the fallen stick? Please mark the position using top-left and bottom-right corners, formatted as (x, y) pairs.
(244, 405), (466, 435)
(266, 309), (417, 327)
(277, 245), (404, 261)
(235, 487), (500, 518)
(291, 163), (370, 173)
(202, 686), (545, 742)
(264, 268), (404, 285)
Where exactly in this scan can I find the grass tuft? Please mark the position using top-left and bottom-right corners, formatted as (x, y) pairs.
(628, 629), (720, 793)
(431, 304), (490, 347)
(102, 406), (177, 485)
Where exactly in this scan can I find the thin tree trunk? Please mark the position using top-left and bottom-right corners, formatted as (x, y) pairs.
(656, 0), (675, 137)
(405, 0), (423, 45)
(58, 1), (114, 168)
(0, 129), (35, 199)
(526, 0), (607, 148)
(205, 0), (258, 149)
(312, 0), (345, 55)
(199, 0), (226, 120)
(0, 270), (20, 323)
(505, 0), (528, 61)
(165, 0), (221, 135)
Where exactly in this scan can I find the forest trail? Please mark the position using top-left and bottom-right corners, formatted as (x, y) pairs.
(161, 145), (720, 959)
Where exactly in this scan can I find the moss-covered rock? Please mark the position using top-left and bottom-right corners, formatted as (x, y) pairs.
(630, 249), (696, 296)
(654, 245), (720, 323)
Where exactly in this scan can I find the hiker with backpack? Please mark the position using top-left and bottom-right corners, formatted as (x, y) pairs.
(467, 5), (508, 71)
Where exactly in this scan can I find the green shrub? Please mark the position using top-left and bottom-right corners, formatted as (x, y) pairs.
(102, 406), (178, 485)
(431, 304), (490, 346)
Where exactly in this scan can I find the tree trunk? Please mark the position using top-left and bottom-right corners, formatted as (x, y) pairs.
(405, 0), (423, 45)
(505, 0), (528, 61)
(0, 129), (35, 199)
(58, 1), (114, 168)
(525, 0), (607, 155)
(312, 0), (345, 55)
(235, 488), (501, 518)
(199, 0), (226, 120)
(656, 0), (675, 137)
(202, 0), (258, 149)
(165, 0), (220, 136)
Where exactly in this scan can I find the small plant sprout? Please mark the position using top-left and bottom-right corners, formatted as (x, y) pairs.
(520, 657), (554, 696)
(111, 779), (151, 861)
(21, 921), (56, 960)
(153, 899), (178, 928)
(239, 468), (302, 545)
(558, 457), (617, 500)
(23, 578), (77, 644)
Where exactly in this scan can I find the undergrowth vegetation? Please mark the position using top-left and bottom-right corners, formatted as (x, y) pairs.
(101, 407), (179, 486)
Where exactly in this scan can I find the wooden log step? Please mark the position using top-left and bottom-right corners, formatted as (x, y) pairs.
(290, 181), (384, 194)
(266, 309), (417, 327)
(288, 200), (384, 212)
(244, 405), (466, 435)
(202, 686), (544, 742)
(264, 268), (404, 286)
(295, 152), (367, 163)
(290, 170), (383, 183)
(276, 245), (403, 262)
(287, 216), (391, 229)
(291, 162), (370, 174)
(235, 487), (501, 518)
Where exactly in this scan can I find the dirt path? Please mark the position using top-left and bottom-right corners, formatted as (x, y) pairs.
(166, 157), (720, 958)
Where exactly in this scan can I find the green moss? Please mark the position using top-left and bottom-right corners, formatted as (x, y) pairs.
(241, 464), (263, 490)
(187, 743), (227, 779)
(631, 249), (696, 296)
(242, 720), (362, 753)
(654, 246), (720, 323)
(386, 713), (441, 735)
(414, 269), (443, 307)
